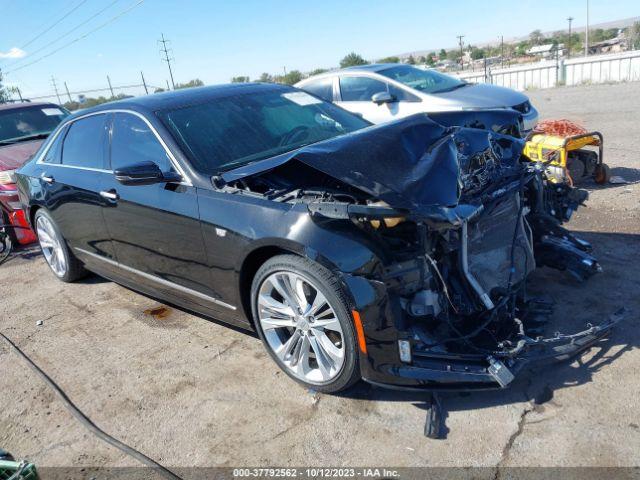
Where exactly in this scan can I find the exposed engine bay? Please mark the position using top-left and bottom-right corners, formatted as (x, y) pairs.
(216, 113), (621, 388)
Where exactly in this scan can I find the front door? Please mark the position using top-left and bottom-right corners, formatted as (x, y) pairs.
(99, 112), (216, 303)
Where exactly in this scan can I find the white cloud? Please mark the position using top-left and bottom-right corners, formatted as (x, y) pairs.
(0, 47), (27, 59)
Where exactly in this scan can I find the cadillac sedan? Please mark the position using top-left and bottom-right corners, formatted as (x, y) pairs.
(16, 84), (618, 393)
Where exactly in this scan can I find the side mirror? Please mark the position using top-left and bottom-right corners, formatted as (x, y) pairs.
(114, 161), (181, 186)
(371, 91), (395, 105)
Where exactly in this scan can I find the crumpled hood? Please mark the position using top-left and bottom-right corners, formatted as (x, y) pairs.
(0, 139), (44, 171)
(222, 113), (524, 214)
(434, 82), (529, 109)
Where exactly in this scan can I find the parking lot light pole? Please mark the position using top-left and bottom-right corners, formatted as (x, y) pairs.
(567, 16), (573, 59)
(585, 0), (590, 56)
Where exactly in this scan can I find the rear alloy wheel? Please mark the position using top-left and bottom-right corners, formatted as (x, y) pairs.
(35, 210), (86, 282)
(251, 255), (360, 393)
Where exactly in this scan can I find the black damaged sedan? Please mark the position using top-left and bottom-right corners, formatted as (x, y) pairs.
(16, 83), (621, 393)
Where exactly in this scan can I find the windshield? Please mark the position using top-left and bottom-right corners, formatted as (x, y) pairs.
(159, 89), (370, 174)
(0, 105), (69, 144)
(378, 65), (466, 94)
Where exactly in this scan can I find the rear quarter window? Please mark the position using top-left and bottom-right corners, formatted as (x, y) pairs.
(300, 77), (334, 102)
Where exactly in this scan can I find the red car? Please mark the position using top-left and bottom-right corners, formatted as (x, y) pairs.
(0, 102), (69, 244)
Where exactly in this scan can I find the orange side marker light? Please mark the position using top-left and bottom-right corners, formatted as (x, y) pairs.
(352, 310), (367, 354)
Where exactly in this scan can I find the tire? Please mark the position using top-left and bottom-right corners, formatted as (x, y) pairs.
(34, 209), (87, 282)
(251, 254), (361, 393)
(594, 163), (611, 185)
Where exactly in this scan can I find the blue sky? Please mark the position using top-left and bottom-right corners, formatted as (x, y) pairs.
(1, 0), (638, 100)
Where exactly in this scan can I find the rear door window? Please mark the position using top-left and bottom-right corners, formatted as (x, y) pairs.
(61, 114), (109, 169)
(300, 77), (334, 102)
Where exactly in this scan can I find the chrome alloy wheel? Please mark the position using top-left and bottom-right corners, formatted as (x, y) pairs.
(257, 271), (345, 384)
(36, 215), (67, 277)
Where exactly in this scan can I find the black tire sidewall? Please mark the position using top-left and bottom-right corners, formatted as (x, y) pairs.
(250, 254), (360, 393)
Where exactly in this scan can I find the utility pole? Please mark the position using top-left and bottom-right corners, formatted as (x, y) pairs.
(283, 66), (287, 76)
(64, 82), (72, 102)
(585, 0), (589, 56)
(457, 35), (465, 70)
(500, 35), (504, 68)
(166, 79), (170, 91)
(50, 76), (61, 104)
(140, 71), (148, 94)
(107, 75), (115, 98)
(159, 33), (176, 90)
(16, 87), (24, 102)
(567, 17), (574, 59)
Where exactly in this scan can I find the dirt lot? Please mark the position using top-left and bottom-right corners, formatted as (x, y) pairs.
(1, 82), (639, 473)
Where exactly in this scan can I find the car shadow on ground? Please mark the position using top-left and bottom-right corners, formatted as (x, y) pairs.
(16, 230), (636, 440)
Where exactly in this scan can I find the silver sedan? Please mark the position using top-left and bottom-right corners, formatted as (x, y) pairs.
(296, 63), (539, 133)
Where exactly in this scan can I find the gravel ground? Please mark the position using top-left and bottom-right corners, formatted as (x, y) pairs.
(1, 82), (639, 473)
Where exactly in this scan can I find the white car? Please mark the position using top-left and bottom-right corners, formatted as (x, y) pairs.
(296, 64), (539, 133)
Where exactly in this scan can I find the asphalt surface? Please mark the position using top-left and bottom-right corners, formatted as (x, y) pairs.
(1, 82), (639, 472)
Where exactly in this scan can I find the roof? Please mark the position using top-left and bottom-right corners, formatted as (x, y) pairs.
(81, 83), (294, 116)
(0, 101), (59, 112)
(340, 63), (399, 72)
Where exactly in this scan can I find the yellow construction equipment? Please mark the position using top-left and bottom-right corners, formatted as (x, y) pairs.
(524, 131), (610, 185)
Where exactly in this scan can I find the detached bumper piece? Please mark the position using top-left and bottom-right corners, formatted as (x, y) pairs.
(370, 308), (627, 392)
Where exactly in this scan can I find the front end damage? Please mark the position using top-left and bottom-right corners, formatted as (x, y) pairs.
(221, 114), (623, 390)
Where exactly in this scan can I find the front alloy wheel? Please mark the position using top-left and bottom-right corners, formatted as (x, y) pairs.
(252, 255), (360, 393)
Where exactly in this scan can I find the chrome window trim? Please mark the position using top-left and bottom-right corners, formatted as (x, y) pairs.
(75, 247), (236, 311)
(36, 109), (193, 186)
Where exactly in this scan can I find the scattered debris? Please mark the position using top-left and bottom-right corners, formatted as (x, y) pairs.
(36, 320), (43, 327)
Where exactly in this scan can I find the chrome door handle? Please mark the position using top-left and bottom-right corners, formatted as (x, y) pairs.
(41, 175), (55, 184)
(99, 190), (119, 201)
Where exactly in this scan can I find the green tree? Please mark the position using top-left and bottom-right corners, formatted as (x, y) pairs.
(230, 76), (250, 83)
(378, 56), (400, 63)
(529, 29), (544, 46)
(470, 47), (486, 60)
(406, 55), (416, 65)
(175, 79), (205, 89)
(154, 87), (166, 93)
(0, 70), (18, 103)
(340, 52), (368, 68)
(629, 22), (640, 50)
(426, 53), (436, 66)
(309, 68), (328, 76)
(258, 72), (273, 83)
(438, 48), (447, 59)
(447, 49), (460, 61)
(417, 56), (426, 64)
(279, 70), (303, 85)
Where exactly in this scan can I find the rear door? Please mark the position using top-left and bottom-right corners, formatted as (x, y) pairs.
(38, 113), (116, 260)
(99, 112), (217, 303)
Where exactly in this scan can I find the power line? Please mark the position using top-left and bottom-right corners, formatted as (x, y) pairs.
(3, 0), (144, 75)
(158, 33), (176, 90)
(6, 0), (121, 69)
(18, 0), (88, 50)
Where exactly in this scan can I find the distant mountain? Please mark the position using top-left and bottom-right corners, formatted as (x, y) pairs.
(393, 16), (640, 60)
